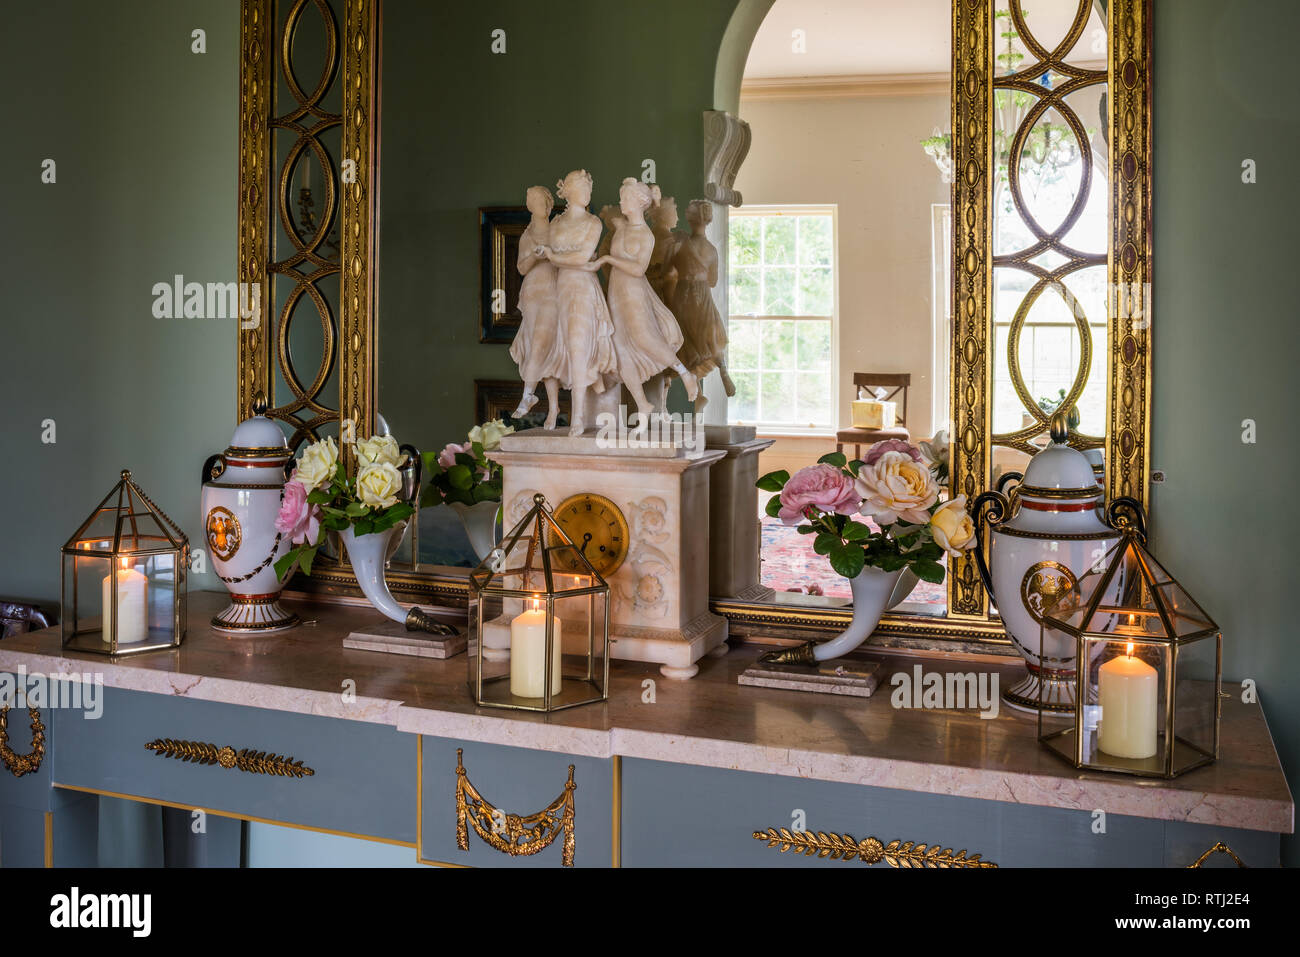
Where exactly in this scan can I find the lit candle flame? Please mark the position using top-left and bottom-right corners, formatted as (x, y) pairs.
(529, 597), (541, 614)
(1125, 641), (1134, 657)
(119, 556), (130, 571)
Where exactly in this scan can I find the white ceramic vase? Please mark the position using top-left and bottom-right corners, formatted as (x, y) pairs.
(449, 500), (501, 562)
(815, 566), (905, 661)
(886, 568), (920, 610)
(339, 525), (451, 633)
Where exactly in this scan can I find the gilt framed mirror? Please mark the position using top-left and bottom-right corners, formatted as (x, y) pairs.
(235, 0), (1151, 646)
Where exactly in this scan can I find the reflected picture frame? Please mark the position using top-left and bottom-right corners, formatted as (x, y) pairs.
(479, 206), (531, 343)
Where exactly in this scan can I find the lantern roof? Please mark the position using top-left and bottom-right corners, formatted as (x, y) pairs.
(1045, 530), (1218, 643)
(63, 469), (188, 555)
(470, 493), (608, 597)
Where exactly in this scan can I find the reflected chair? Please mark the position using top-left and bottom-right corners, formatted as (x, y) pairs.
(834, 373), (911, 459)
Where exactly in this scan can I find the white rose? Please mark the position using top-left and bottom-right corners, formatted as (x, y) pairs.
(294, 436), (339, 490)
(356, 461), (403, 509)
(468, 418), (515, 451)
(854, 450), (939, 525)
(930, 495), (976, 556)
(356, 433), (401, 467)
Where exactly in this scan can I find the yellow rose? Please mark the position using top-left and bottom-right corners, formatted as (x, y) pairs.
(854, 450), (939, 525)
(468, 418), (514, 451)
(356, 461), (403, 509)
(356, 433), (401, 467)
(930, 495), (977, 556)
(294, 436), (339, 490)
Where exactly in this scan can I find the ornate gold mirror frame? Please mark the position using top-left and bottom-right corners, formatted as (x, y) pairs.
(235, 0), (1153, 642)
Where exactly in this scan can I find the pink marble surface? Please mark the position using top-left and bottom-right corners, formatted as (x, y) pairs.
(1, 592), (1291, 833)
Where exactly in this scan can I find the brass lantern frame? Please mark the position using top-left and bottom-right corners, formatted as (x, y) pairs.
(1038, 530), (1222, 779)
(468, 494), (611, 714)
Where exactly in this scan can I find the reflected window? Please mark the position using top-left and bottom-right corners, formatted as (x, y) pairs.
(727, 206), (837, 431)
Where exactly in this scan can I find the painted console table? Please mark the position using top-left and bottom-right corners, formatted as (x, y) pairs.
(0, 592), (1291, 867)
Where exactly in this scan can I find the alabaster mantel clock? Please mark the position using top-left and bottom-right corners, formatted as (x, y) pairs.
(492, 434), (727, 680)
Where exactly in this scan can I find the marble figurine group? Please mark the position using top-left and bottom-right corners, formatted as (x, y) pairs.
(510, 169), (734, 436)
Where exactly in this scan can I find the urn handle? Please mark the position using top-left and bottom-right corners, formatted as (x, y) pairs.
(399, 443), (422, 506)
(1105, 496), (1148, 544)
(202, 453), (226, 484)
(970, 490), (1011, 601)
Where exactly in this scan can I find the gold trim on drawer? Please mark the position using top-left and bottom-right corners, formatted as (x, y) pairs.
(753, 827), (997, 868)
(455, 748), (576, 866)
(0, 706), (46, 778)
(144, 738), (314, 778)
(1187, 842), (1246, 868)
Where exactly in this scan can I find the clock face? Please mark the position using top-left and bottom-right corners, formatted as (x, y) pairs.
(550, 493), (629, 578)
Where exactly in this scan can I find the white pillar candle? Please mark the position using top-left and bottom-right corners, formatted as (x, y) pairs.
(1097, 641), (1158, 759)
(510, 600), (562, 699)
(102, 559), (148, 646)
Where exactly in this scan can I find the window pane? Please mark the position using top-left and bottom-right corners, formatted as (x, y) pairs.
(760, 319), (796, 370)
(764, 266), (796, 315)
(797, 320), (832, 371)
(796, 371), (832, 426)
(728, 318), (759, 369)
(760, 371), (795, 422)
(731, 371), (758, 421)
(798, 216), (832, 266)
(730, 266), (760, 315)
(763, 216), (796, 265)
(797, 266), (833, 316)
(730, 216), (761, 268)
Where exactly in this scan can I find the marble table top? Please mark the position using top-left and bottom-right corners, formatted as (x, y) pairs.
(1, 592), (1291, 833)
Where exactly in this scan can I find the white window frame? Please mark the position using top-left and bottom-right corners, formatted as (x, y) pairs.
(931, 203), (952, 433)
(726, 204), (839, 435)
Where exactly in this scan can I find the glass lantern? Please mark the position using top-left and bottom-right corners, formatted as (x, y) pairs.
(61, 470), (188, 655)
(1038, 530), (1221, 778)
(468, 493), (610, 712)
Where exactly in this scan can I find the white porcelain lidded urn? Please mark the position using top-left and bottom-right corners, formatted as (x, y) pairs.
(201, 405), (300, 633)
(972, 413), (1142, 712)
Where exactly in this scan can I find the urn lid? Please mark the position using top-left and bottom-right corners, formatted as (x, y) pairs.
(1018, 413), (1102, 505)
(224, 396), (290, 463)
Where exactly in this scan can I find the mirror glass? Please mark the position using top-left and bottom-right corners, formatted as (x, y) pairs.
(729, 0), (954, 617)
(990, 0), (1109, 476)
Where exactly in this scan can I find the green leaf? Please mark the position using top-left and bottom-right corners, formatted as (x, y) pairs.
(420, 450), (440, 475)
(755, 470), (790, 492)
(764, 495), (783, 518)
(847, 459), (863, 476)
(841, 520), (871, 541)
(322, 514), (349, 532)
(299, 545), (316, 577)
(273, 549), (297, 581)
(912, 560), (946, 584)
(334, 462), (346, 482)
(345, 502), (368, 518)
(796, 524), (818, 535)
(817, 451), (847, 468)
(813, 533), (837, 556)
(447, 464), (473, 490)
(420, 485), (442, 508)
(829, 543), (866, 579)
(385, 503), (414, 523)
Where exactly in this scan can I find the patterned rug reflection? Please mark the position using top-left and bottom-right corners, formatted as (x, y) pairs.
(759, 514), (947, 608)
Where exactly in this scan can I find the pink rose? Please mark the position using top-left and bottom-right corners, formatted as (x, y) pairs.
(777, 464), (861, 525)
(437, 441), (473, 469)
(862, 438), (922, 467)
(275, 479), (320, 546)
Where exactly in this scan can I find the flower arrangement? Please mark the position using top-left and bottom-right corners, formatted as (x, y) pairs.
(756, 439), (976, 583)
(420, 418), (515, 508)
(273, 429), (414, 579)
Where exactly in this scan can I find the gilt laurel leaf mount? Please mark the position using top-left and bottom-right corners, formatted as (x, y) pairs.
(144, 738), (314, 778)
(455, 748), (577, 866)
(752, 827), (997, 868)
(0, 706), (45, 778)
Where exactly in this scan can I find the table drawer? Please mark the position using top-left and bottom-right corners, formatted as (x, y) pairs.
(620, 758), (1206, 868)
(420, 736), (612, 867)
(53, 687), (416, 844)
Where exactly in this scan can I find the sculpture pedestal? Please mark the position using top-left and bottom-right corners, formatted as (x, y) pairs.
(494, 431), (727, 679)
(705, 425), (774, 602)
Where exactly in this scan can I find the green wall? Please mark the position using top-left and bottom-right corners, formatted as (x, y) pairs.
(1, 0), (1296, 864)
(0, 1), (236, 600)
(1149, 0), (1299, 860)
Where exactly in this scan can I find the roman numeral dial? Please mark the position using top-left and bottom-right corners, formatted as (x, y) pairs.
(550, 492), (630, 578)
